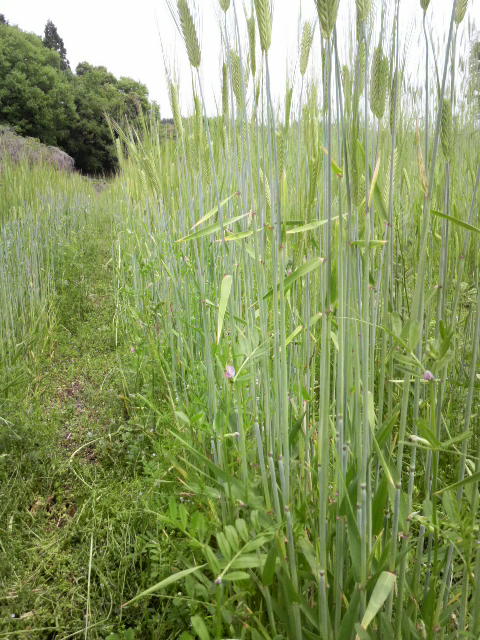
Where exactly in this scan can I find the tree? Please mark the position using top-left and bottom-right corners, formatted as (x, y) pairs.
(0, 21), (154, 174)
(0, 23), (75, 145)
(0, 14), (7, 24)
(43, 20), (69, 71)
(61, 63), (151, 174)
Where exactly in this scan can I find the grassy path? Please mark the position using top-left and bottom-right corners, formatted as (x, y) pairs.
(0, 212), (168, 639)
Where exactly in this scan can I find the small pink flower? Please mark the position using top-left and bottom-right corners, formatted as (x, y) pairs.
(130, 346), (136, 353)
(423, 370), (435, 381)
(225, 365), (236, 380)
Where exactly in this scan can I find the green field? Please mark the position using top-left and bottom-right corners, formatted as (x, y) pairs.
(1, 1), (479, 638)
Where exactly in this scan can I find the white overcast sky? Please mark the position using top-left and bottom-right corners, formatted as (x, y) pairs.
(1, 0), (478, 116)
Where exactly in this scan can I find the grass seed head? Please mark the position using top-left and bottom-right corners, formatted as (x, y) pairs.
(355, 39), (367, 96)
(222, 62), (229, 120)
(389, 69), (400, 132)
(177, 0), (201, 68)
(229, 50), (244, 108)
(440, 98), (453, 161)
(370, 42), (389, 119)
(169, 82), (183, 139)
(356, 0), (371, 24)
(300, 21), (314, 77)
(455, 0), (468, 24)
(247, 14), (257, 77)
(254, 0), (272, 53)
(315, 0), (340, 40)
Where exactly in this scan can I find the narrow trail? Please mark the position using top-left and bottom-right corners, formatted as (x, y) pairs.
(0, 212), (156, 638)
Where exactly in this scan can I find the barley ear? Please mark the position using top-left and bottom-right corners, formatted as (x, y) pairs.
(194, 93), (203, 146)
(247, 13), (257, 77)
(455, 0), (468, 25)
(169, 82), (183, 139)
(229, 51), (244, 108)
(356, 0), (371, 23)
(254, 0), (272, 53)
(342, 64), (353, 110)
(356, 39), (367, 96)
(285, 82), (293, 129)
(300, 21), (314, 77)
(219, 0), (230, 11)
(370, 42), (389, 120)
(177, 0), (201, 68)
(315, 0), (340, 40)
(420, 0), (430, 10)
(440, 98), (453, 161)
(259, 167), (271, 211)
(389, 69), (400, 133)
(222, 62), (229, 120)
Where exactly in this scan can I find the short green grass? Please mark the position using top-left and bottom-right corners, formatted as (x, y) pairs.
(0, 210), (188, 638)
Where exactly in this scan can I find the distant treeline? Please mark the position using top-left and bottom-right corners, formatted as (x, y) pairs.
(0, 15), (157, 174)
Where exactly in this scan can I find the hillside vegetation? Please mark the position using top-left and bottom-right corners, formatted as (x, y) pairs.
(0, 0), (479, 639)
(0, 19), (154, 174)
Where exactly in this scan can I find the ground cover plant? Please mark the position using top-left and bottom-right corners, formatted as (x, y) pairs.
(0, 0), (479, 638)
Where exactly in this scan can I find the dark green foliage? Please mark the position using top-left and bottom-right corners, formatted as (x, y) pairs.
(43, 19), (70, 70)
(0, 21), (154, 174)
(0, 23), (76, 145)
(0, 13), (7, 24)
(63, 63), (151, 174)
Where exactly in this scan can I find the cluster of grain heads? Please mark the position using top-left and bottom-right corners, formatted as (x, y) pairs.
(218, 0), (230, 12)
(420, 0), (431, 10)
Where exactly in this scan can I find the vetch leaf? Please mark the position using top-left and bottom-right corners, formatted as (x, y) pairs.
(222, 570), (251, 581)
(191, 615), (211, 640)
(434, 470), (480, 496)
(231, 553), (266, 569)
